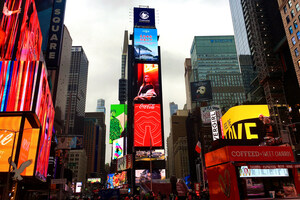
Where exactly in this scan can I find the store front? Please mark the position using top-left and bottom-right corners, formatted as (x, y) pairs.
(205, 146), (300, 199)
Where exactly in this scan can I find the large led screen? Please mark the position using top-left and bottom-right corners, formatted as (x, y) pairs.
(134, 104), (162, 147)
(0, 61), (39, 112)
(136, 149), (165, 161)
(135, 169), (166, 184)
(134, 63), (160, 104)
(112, 137), (124, 160)
(133, 7), (155, 28)
(35, 64), (55, 181)
(109, 104), (127, 144)
(220, 105), (270, 140)
(190, 81), (213, 102)
(134, 28), (158, 62)
(239, 166), (289, 178)
(107, 172), (127, 189)
(0, 0), (42, 61)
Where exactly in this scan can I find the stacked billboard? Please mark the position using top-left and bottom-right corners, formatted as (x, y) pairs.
(0, 0), (55, 184)
(129, 7), (165, 187)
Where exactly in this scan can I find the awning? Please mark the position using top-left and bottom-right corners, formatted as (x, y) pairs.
(234, 162), (300, 169)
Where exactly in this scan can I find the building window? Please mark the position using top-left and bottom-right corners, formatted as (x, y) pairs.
(289, 0), (293, 8)
(295, 48), (299, 57)
(284, 5), (288, 13)
(289, 26), (294, 34)
(287, 15), (291, 23)
(294, 20), (298, 29)
(296, 3), (300, 12)
(297, 59), (300, 67)
(291, 9), (296, 18)
(292, 37), (297, 45)
(297, 31), (300, 39)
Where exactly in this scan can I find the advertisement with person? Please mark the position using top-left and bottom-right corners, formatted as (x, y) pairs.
(220, 105), (272, 141)
(135, 169), (166, 184)
(109, 104), (127, 144)
(134, 28), (158, 61)
(134, 104), (162, 147)
(134, 63), (160, 104)
(0, 0), (42, 61)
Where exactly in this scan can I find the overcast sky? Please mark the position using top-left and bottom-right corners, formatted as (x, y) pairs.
(63, 0), (234, 163)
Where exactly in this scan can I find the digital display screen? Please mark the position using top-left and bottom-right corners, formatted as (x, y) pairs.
(133, 7), (155, 28)
(107, 172), (127, 188)
(0, 61), (39, 112)
(135, 169), (166, 184)
(134, 64), (160, 104)
(112, 137), (124, 160)
(87, 178), (101, 183)
(75, 182), (82, 193)
(35, 64), (55, 182)
(135, 149), (165, 161)
(0, 0), (42, 61)
(239, 166), (289, 178)
(220, 105), (270, 140)
(109, 104), (127, 144)
(134, 104), (162, 147)
(134, 28), (158, 61)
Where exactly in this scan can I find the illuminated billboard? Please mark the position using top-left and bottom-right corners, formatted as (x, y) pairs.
(190, 81), (213, 102)
(135, 149), (165, 161)
(87, 178), (101, 183)
(134, 7), (155, 28)
(135, 169), (166, 184)
(112, 137), (124, 160)
(109, 104), (127, 144)
(0, 115), (40, 177)
(200, 105), (222, 124)
(56, 136), (83, 150)
(134, 28), (158, 61)
(134, 104), (162, 147)
(220, 105), (270, 140)
(134, 63), (160, 103)
(107, 172), (127, 189)
(35, 64), (55, 181)
(0, 0), (42, 61)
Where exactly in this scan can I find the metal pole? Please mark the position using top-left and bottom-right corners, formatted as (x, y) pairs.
(150, 137), (152, 192)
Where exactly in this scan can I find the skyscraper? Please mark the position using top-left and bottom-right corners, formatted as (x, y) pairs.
(96, 99), (106, 113)
(189, 36), (245, 109)
(65, 46), (89, 135)
(119, 30), (128, 104)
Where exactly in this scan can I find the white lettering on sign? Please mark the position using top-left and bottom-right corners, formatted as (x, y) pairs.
(139, 104), (155, 110)
(210, 111), (219, 140)
(0, 133), (14, 145)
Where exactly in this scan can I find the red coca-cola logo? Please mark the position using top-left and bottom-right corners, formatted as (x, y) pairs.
(138, 104), (156, 110)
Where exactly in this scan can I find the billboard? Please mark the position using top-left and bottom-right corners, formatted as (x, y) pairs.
(135, 169), (166, 184)
(220, 105), (270, 140)
(134, 28), (158, 62)
(133, 7), (155, 28)
(56, 136), (83, 150)
(87, 178), (101, 183)
(109, 104), (127, 144)
(190, 81), (213, 102)
(116, 154), (133, 171)
(107, 172), (127, 189)
(135, 149), (165, 161)
(112, 137), (124, 160)
(0, 116), (40, 177)
(201, 105), (222, 124)
(134, 63), (160, 103)
(134, 104), (162, 147)
(0, 0), (42, 61)
(45, 0), (67, 69)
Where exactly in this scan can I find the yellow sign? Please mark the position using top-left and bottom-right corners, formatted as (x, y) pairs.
(220, 105), (270, 140)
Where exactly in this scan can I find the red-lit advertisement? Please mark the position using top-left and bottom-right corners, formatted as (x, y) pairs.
(35, 64), (55, 181)
(134, 63), (160, 104)
(0, 0), (42, 61)
(0, 61), (39, 112)
(134, 104), (162, 147)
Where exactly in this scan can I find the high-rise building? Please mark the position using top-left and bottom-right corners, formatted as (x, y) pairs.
(68, 149), (87, 184)
(169, 102), (178, 116)
(65, 46), (89, 135)
(189, 36), (245, 109)
(96, 99), (106, 113)
(84, 112), (106, 179)
(184, 58), (193, 111)
(278, 0), (300, 87)
(119, 30), (129, 104)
